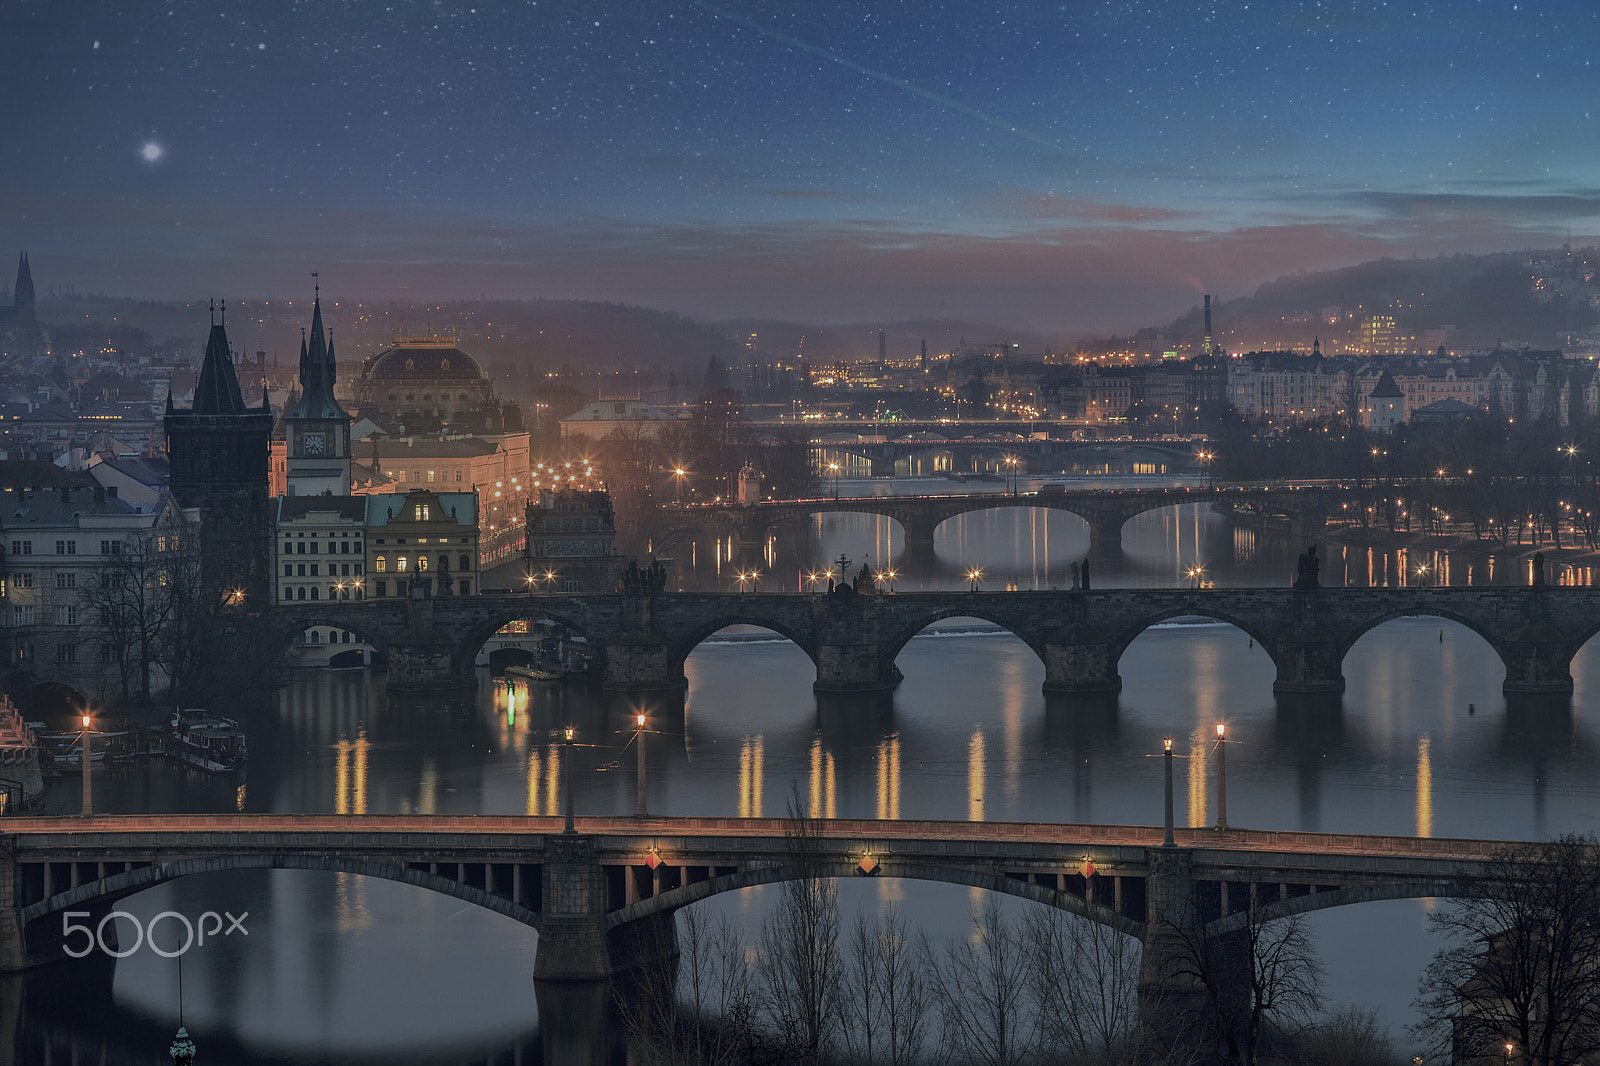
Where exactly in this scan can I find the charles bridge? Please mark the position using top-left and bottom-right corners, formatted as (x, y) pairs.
(270, 584), (1597, 699)
(658, 485), (1329, 560)
(0, 812), (1535, 1045)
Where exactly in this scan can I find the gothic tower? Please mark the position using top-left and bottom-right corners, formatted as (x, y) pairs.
(281, 285), (352, 496)
(12, 253), (34, 323)
(165, 307), (275, 600)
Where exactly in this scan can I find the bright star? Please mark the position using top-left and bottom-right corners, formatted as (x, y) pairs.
(141, 142), (164, 163)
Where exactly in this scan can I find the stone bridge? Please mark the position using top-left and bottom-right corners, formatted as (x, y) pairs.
(659, 486), (1328, 562)
(0, 813), (1532, 1040)
(808, 436), (1201, 477)
(266, 586), (1598, 698)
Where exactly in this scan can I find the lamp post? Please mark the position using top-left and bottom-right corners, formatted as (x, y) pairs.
(967, 568), (982, 593)
(563, 726), (575, 834)
(1004, 455), (1019, 496)
(1162, 737), (1174, 847)
(673, 466), (686, 504)
(635, 713), (648, 817)
(828, 461), (840, 498)
(1214, 723), (1228, 830)
(80, 713), (93, 818)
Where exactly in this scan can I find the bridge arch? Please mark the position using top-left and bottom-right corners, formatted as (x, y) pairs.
(882, 608), (1049, 669)
(451, 605), (603, 679)
(265, 613), (393, 666)
(669, 618), (821, 675)
(1205, 879), (1486, 937)
(19, 853), (540, 936)
(1335, 609), (1508, 665)
(1110, 609), (1284, 668)
(604, 860), (1140, 939)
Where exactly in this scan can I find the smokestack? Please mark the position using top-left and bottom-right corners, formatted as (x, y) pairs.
(1203, 295), (1214, 358)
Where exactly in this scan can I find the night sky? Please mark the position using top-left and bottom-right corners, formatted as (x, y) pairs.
(5, 1), (1600, 332)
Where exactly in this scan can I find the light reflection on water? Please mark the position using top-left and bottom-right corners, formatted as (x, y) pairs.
(17, 483), (1600, 1061)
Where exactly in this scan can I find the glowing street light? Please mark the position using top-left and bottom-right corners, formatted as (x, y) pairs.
(672, 465), (687, 504)
(966, 568), (983, 593)
(1162, 737), (1175, 847)
(80, 712), (94, 818)
(563, 726), (576, 834)
(828, 461), (841, 498)
(635, 713), (649, 817)
(881, 567), (898, 593)
(1214, 723), (1229, 830)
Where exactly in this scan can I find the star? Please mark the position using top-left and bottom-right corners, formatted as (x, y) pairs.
(141, 142), (164, 163)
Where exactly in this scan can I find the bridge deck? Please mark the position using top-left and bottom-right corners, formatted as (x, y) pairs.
(3, 815), (1511, 863)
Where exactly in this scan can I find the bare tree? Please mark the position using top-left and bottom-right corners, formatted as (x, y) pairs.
(1026, 908), (1145, 1065)
(755, 788), (843, 1064)
(1413, 834), (1600, 1066)
(1293, 1004), (1399, 1066)
(838, 904), (932, 1066)
(80, 509), (200, 703)
(1159, 894), (1325, 1066)
(925, 897), (1040, 1066)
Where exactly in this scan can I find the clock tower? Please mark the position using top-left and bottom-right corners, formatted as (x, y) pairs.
(282, 282), (353, 496)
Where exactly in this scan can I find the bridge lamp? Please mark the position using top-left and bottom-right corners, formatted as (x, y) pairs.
(80, 713), (93, 818)
(636, 713), (649, 818)
(882, 568), (897, 593)
(1214, 724), (1229, 831)
(966, 568), (983, 592)
(544, 569), (558, 593)
(1162, 737), (1174, 847)
(563, 727), (576, 833)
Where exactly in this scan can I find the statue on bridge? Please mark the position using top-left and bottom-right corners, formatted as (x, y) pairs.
(621, 559), (668, 595)
(1293, 543), (1321, 590)
(1533, 551), (1546, 587)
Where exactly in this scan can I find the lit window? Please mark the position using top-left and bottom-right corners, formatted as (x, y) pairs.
(397, 556), (408, 572)
(375, 556), (386, 572)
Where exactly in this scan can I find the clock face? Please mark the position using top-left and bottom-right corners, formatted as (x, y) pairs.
(303, 433), (326, 456)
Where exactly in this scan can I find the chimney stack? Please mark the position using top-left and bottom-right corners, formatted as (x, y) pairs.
(1203, 295), (1214, 358)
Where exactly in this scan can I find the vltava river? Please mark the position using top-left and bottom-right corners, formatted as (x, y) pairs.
(13, 479), (1600, 1062)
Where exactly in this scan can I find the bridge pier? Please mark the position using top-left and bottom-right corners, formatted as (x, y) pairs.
(387, 589), (474, 692)
(1501, 636), (1575, 696)
(814, 594), (901, 692)
(1270, 639), (1345, 694)
(603, 631), (685, 693)
(535, 836), (681, 985)
(1138, 848), (1212, 1048)
(1042, 623), (1122, 694)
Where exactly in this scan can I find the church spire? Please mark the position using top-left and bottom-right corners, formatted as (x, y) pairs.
(13, 252), (33, 310)
(191, 314), (247, 416)
(284, 281), (349, 421)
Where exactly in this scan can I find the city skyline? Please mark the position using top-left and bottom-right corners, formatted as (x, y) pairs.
(4, 2), (1600, 332)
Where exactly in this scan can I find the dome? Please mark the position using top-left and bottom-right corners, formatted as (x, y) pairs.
(364, 340), (487, 383)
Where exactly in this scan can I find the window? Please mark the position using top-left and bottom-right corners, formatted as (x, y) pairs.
(297, 564), (306, 577)
(376, 580), (388, 597)
(99, 644), (119, 663)
(437, 555), (450, 572)
(157, 536), (167, 552)
(340, 563), (349, 576)
(99, 572), (121, 589)
(459, 554), (471, 571)
(285, 564), (294, 576)
(296, 587), (306, 600)
(55, 540), (76, 555)
(458, 579), (470, 595)
(56, 643), (76, 663)
(310, 587), (319, 601)
(397, 556), (408, 572)
(428, 470), (436, 483)
(375, 556), (386, 572)
(417, 555), (428, 571)
(283, 588), (292, 600)
(54, 605), (78, 626)
(9, 540), (30, 556)
(297, 542), (305, 554)
(10, 606), (34, 626)
(101, 540), (116, 554)
(12, 572), (32, 589)
(354, 564), (363, 576)
(284, 540), (294, 553)
(54, 572), (75, 590)
(310, 542), (318, 554)
(415, 504), (430, 520)
(455, 470), (463, 482)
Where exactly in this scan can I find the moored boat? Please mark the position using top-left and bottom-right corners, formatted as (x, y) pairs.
(169, 710), (247, 773)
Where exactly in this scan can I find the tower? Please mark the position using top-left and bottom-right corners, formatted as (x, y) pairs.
(281, 283), (353, 496)
(1202, 295), (1214, 358)
(878, 329), (886, 362)
(165, 306), (275, 599)
(12, 253), (33, 322)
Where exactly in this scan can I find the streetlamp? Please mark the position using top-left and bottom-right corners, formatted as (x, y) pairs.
(673, 466), (687, 504)
(1214, 723), (1229, 830)
(828, 461), (841, 498)
(1162, 737), (1175, 847)
(1186, 565), (1205, 589)
(635, 713), (649, 817)
(562, 726), (576, 834)
(80, 713), (93, 818)
(881, 567), (897, 593)
(544, 569), (558, 594)
(524, 571), (537, 596)
(967, 568), (983, 592)
(1004, 455), (1020, 496)
(1196, 449), (1214, 489)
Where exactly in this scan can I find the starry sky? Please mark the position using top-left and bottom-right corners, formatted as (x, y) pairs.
(5, 1), (1600, 333)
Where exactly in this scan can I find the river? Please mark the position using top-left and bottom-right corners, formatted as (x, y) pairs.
(13, 477), (1600, 1062)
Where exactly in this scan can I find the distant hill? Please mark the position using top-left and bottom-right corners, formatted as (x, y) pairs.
(720, 318), (1052, 363)
(1168, 249), (1599, 351)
